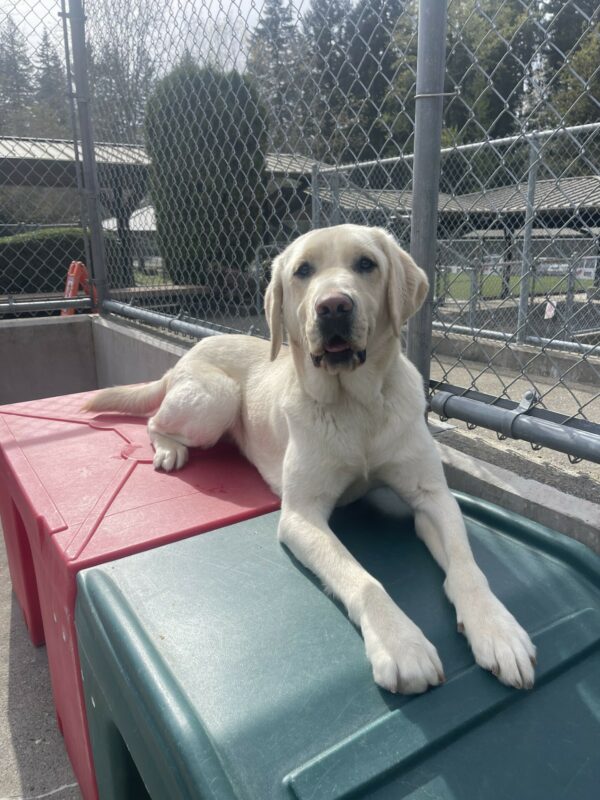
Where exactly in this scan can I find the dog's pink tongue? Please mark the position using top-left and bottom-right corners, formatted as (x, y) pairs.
(325, 340), (350, 353)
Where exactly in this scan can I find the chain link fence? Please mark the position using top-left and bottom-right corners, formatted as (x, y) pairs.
(0, 1), (90, 313)
(0, 0), (599, 458)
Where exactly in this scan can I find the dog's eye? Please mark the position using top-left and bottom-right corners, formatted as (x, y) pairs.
(294, 261), (313, 279)
(356, 256), (377, 273)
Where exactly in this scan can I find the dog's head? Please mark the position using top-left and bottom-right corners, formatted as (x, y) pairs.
(265, 225), (428, 374)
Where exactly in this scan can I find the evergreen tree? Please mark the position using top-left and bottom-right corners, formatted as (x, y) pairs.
(546, 23), (600, 126)
(145, 60), (268, 288)
(89, 42), (155, 143)
(539, 1), (600, 127)
(302, 0), (352, 160)
(0, 16), (33, 135)
(247, 0), (302, 151)
(542, 0), (598, 76)
(343, 0), (404, 161)
(442, 0), (538, 143)
(87, 1), (157, 143)
(32, 29), (70, 137)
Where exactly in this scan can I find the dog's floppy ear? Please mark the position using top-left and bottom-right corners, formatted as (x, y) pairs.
(265, 254), (284, 360)
(379, 229), (429, 337)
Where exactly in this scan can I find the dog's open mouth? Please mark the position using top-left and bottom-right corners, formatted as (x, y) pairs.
(325, 334), (352, 354)
(311, 336), (367, 368)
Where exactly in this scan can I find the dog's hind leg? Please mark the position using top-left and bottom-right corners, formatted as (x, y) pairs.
(148, 366), (241, 472)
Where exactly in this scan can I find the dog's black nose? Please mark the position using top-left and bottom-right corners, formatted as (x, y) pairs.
(315, 293), (354, 318)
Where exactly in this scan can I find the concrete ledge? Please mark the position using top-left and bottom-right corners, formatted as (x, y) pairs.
(438, 440), (600, 554)
(0, 315), (96, 404)
(92, 315), (190, 388)
(432, 331), (600, 385)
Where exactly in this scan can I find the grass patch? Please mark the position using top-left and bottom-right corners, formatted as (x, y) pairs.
(437, 272), (594, 302)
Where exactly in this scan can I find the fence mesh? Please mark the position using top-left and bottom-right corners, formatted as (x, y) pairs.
(0, 0), (599, 444)
(0, 1), (91, 312)
(83, 0), (419, 336)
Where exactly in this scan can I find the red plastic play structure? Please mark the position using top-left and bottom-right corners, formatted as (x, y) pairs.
(0, 391), (279, 800)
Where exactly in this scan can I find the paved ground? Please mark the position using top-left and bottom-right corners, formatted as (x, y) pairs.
(0, 531), (81, 800)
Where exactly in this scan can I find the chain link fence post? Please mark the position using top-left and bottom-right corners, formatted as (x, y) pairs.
(406, 0), (449, 387)
(517, 135), (540, 344)
(67, 0), (108, 306)
(311, 164), (321, 230)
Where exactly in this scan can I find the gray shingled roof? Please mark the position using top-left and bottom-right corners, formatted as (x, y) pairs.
(0, 138), (326, 176)
(264, 152), (330, 175)
(0, 136), (149, 166)
(313, 177), (600, 215)
(445, 176), (600, 214)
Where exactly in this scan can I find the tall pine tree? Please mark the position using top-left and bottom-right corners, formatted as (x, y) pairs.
(343, 0), (403, 161)
(87, 0), (157, 143)
(0, 16), (33, 135)
(302, 0), (352, 160)
(540, 0), (600, 127)
(32, 29), (70, 137)
(247, 0), (302, 152)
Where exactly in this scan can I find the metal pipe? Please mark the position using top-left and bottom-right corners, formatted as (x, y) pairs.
(102, 300), (222, 339)
(0, 297), (92, 313)
(406, 0), (449, 385)
(517, 136), (539, 344)
(431, 320), (599, 354)
(431, 391), (600, 464)
(68, 0), (109, 305)
(319, 122), (600, 174)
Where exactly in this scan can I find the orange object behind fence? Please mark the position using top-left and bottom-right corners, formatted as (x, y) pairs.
(61, 261), (98, 316)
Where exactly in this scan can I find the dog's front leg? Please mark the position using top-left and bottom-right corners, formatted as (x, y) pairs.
(278, 447), (444, 694)
(381, 448), (536, 690)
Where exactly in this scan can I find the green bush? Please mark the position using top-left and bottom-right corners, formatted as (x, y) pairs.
(0, 228), (87, 295)
(145, 61), (268, 288)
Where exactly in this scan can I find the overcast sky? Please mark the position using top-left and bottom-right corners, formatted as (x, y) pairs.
(0, 0), (286, 61)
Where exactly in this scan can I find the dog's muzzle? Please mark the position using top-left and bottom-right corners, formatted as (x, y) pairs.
(311, 292), (366, 369)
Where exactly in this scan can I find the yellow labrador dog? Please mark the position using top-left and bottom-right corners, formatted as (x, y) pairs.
(86, 224), (535, 694)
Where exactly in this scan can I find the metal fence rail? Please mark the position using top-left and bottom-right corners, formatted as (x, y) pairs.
(0, 0), (598, 460)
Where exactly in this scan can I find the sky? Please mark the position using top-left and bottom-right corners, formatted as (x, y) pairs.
(0, 0), (308, 75)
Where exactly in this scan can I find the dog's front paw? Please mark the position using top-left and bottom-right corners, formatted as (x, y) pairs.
(152, 438), (189, 471)
(457, 590), (536, 689)
(360, 590), (444, 694)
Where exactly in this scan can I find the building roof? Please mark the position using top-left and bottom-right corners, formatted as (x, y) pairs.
(0, 138), (331, 174)
(313, 177), (600, 217)
(445, 176), (600, 215)
(264, 152), (330, 175)
(0, 136), (149, 166)
(0, 136), (149, 188)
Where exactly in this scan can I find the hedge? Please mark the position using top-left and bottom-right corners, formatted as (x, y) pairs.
(0, 228), (87, 295)
(145, 61), (268, 288)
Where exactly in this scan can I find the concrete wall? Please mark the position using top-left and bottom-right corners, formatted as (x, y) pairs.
(0, 315), (97, 404)
(0, 315), (192, 405)
(432, 332), (600, 385)
(92, 316), (189, 388)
